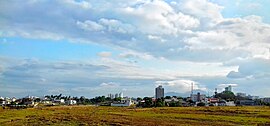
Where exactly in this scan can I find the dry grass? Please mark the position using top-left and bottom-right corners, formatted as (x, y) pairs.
(1, 106), (270, 126)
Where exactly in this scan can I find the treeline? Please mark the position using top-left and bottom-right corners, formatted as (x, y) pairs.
(44, 94), (120, 105)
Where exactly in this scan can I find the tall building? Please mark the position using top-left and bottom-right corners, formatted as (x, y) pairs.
(115, 93), (119, 98)
(155, 85), (164, 99)
(119, 92), (124, 98)
(225, 85), (232, 92)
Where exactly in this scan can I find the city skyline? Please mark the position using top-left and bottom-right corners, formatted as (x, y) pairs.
(1, 0), (270, 98)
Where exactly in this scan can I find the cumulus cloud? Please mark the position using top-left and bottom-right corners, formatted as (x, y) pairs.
(1, 0), (270, 97)
(0, 57), (175, 97)
(227, 58), (270, 79)
(100, 82), (119, 87)
(1, 0), (270, 63)
(77, 20), (104, 32)
(155, 79), (207, 93)
(119, 51), (154, 60)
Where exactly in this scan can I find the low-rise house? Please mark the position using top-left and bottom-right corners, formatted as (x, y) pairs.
(248, 95), (259, 100)
(164, 97), (179, 103)
(218, 100), (226, 106)
(226, 101), (235, 106)
(0, 100), (6, 106)
(261, 97), (270, 103)
(11, 97), (17, 102)
(236, 100), (256, 106)
(111, 98), (132, 107)
(66, 100), (77, 105)
(4, 97), (11, 105)
(191, 92), (206, 102)
(207, 98), (219, 106)
(53, 99), (65, 104)
(24, 101), (35, 106)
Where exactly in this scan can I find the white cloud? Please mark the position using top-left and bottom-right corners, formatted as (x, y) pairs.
(98, 51), (112, 58)
(77, 20), (104, 31)
(155, 79), (207, 93)
(227, 58), (270, 79)
(1, 0), (270, 63)
(119, 51), (154, 60)
(99, 18), (135, 34)
(1, 0), (270, 97)
(100, 82), (119, 87)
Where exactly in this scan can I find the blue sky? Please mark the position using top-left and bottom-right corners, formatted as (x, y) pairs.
(0, 0), (270, 98)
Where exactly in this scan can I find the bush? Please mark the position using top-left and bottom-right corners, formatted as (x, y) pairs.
(197, 102), (205, 106)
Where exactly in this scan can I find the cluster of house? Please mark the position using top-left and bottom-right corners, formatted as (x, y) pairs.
(1, 85), (270, 108)
(0, 95), (77, 108)
(186, 86), (270, 106)
(153, 85), (270, 107)
(42, 97), (77, 106)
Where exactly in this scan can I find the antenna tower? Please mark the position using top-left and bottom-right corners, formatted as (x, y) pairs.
(191, 82), (194, 96)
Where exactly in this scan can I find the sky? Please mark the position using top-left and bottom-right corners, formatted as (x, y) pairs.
(0, 0), (270, 98)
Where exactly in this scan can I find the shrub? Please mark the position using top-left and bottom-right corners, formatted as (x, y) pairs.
(197, 102), (205, 106)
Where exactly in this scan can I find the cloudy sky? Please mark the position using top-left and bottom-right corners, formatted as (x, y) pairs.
(0, 0), (270, 98)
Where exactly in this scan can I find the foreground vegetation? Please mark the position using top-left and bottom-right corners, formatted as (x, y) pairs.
(1, 106), (270, 126)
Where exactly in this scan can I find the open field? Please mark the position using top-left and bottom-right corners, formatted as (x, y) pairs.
(1, 106), (270, 126)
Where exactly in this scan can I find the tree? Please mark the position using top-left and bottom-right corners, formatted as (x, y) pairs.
(114, 97), (121, 101)
(155, 98), (165, 107)
(137, 97), (142, 101)
(165, 96), (171, 99)
(105, 97), (111, 101)
(197, 102), (205, 106)
(143, 97), (153, 107)
(172, 96), (177, 98)
(34, 98), (41, 102)
(177, 97), (183, 100)
(79, 96), (86, 104)
(216, 91), (235, 101)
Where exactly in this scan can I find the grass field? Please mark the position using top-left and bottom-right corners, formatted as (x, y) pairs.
(1, 106), (270, 126)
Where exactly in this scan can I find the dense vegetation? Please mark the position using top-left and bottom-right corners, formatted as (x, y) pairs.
(1, 106), (270, 126)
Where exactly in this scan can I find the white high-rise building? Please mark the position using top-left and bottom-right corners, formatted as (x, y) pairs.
(155, 85), (164, 99)
(119, 92), (124, 98)
(225, 85), (232, 92)
(115, 93), (119, 98)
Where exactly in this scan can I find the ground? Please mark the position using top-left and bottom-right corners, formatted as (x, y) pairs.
(0, 106), (270, 126)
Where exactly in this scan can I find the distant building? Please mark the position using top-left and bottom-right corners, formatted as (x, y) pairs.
(237, 93), (246, 97)
(66, 100), (77, 105)
(115, 93), (119, 98)
(108, 93), (115, 99)
(53, 99), (65, 104)
(261, 97), (270, 103)
(155, 85), (164, 99)
(225, 85), (232, 92)
(218, 100), (226, 106)
(191, 92), (206, 102)
(108, 92), (124, 99)
(111, 98), (133, 107)
(11, 97), (17, 102)
(236, 100), (256, 106)
(208, 98), (219, 104)
(119, 92), (124, 98)
(247, 95), (259, 100)
(226, 101), (236, 106)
